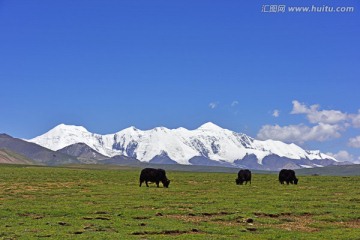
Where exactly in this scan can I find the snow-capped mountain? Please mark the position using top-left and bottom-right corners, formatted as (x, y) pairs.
(27, 122), (338, 170)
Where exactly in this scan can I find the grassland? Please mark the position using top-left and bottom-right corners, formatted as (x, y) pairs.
(0, 164), (359, 239)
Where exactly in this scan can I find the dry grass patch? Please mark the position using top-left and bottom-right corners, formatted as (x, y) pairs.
(167, 214), (212, 223)
(166, 211), (238, 223)
(332, 219), (360, 228)
(253, 212), (319, 232)
(276, 215), (319, 232)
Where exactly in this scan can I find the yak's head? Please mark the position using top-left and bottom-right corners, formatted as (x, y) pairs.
(294, 178), (298, 185)
(163, 179), (171, 188)
(235, 178), (243, 185)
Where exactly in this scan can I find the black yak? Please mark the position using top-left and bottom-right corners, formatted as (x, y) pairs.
(139, 168), (170, 188)
(236, 169), (252, 185)
(279, 169), (298, 185)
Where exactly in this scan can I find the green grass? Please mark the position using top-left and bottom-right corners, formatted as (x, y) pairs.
(0, 165), (359, 239)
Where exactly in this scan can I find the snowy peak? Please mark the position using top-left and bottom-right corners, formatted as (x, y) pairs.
(197, 122), (224, 131)
(307, 150), (338, 162)
(29, 123), (108, 156)
(117, 126), (140, 134)
(52, 123), (89, 133)
(152, 126), (171, 133)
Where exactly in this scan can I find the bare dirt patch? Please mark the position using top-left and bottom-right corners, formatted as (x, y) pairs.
(166, 211), (233, 223)
(133, 216), (151, 220)
(18, 213), (45, 220)
(254, 212), (292, 218)
(132, 228), (202, 236)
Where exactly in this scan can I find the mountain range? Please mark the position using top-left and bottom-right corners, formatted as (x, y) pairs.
(22, 122), (345, 170)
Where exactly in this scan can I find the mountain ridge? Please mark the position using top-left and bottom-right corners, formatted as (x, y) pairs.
(27, 122), (340, 170)
(57, 143), (109, 163)
(0, 133), (80, 165)
(0, 149), (35, 165)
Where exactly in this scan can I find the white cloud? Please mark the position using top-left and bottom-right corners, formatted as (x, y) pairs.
(259, 100), (360, 147)
(257, 123), (342, 144)
(257, 124), (309, 144)
(326, 150), (355, 162)
(348, 136), (360, 148)
(291, 100), (310, 114)
(209, 102), (218, 109)
(291, 100), (348, 124)
(231, 101), (239, 107)
(272, 109), (280, 117)
(307, 110), (348, 125)
(349, 110), (360, 128)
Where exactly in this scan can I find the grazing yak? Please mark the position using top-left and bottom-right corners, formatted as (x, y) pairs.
(279, 169), (298, 185)
(139, 168), (170, 188)
(236, 169), (252, 185)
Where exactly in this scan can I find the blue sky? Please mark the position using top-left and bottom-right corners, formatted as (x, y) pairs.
(1, 0), (359, 162)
